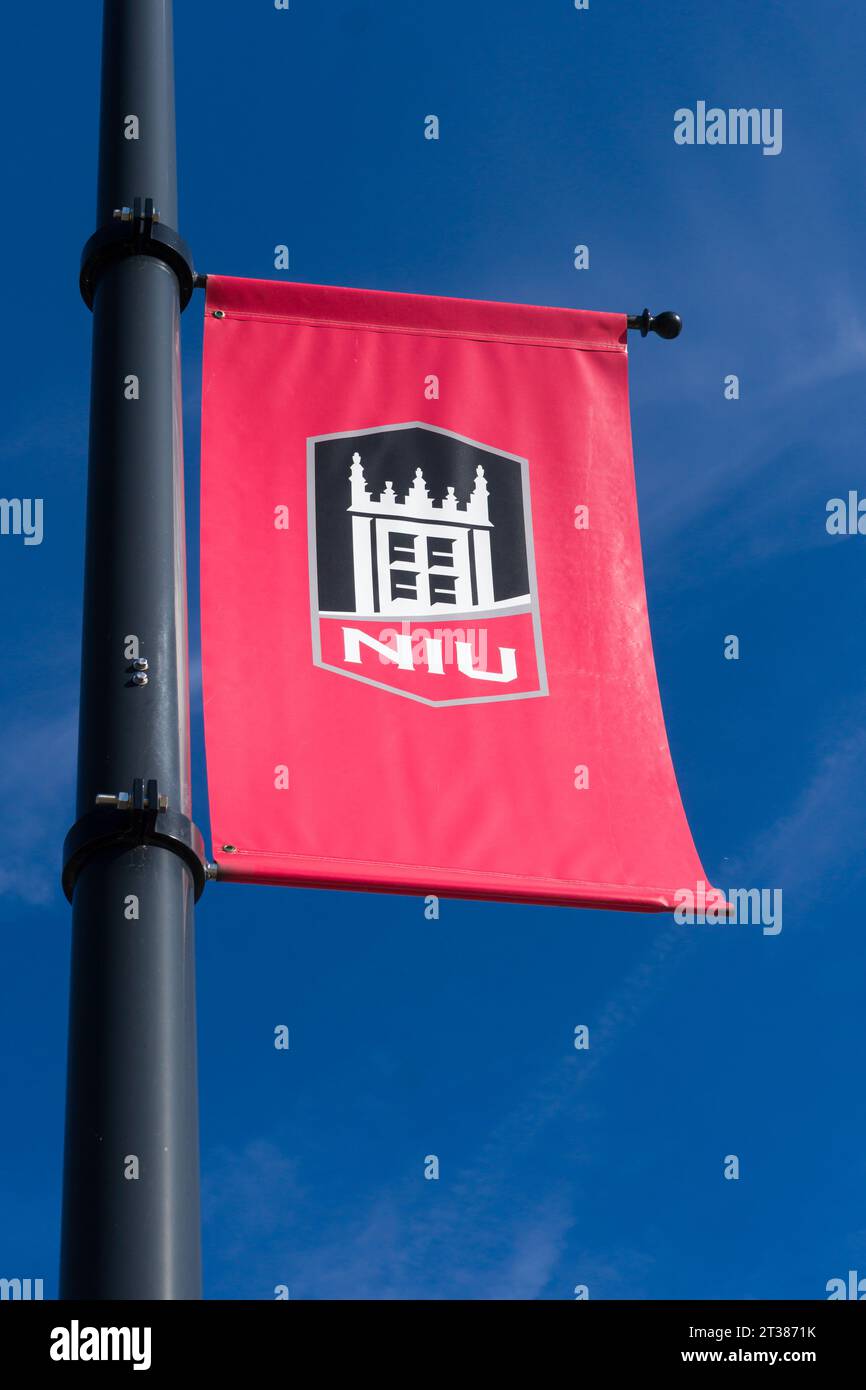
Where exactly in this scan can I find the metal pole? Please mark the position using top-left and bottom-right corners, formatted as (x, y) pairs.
(60, 0), (202, 1299)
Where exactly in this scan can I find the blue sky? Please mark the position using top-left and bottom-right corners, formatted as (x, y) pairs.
(1, 0), (865, 1299)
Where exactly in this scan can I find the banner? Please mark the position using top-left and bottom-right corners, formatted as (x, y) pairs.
(200, 276), (724, 911)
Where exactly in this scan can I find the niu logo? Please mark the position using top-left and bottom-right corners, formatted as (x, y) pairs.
(308, 423), (547, 706)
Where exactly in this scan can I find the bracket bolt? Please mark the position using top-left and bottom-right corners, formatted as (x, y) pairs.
(94, 791), (168, 811)
(131, 672), (149, 686)
(112, 205), (160, 223)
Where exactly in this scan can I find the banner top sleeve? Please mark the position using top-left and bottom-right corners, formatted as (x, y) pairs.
(205, 275), (627, 354)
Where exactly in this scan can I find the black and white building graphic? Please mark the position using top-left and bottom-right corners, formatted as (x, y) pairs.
(310, 422), (534, 617)
(307, 421), (547, 705)
(347, 452), (499, 615)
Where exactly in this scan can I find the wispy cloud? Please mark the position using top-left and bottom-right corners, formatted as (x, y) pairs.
(202, 660), (866, 1298)
(639, 336), (866, 573)
(737, 717), (866, 905)
(201, 915), (693, 1300)
(0, 405), (87, 468)
(203, 1140), (304, 1267)
(203, 1136), (574, 1299)
(0, 709), (77, 905)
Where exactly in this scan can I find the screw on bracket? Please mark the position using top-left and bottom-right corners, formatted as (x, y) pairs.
(128, 657), (150, 687)
(113, 197), (161, 225)
(95, 783), (168, 813)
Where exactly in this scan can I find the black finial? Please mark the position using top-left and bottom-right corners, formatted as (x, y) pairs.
(651, 310), (682, 339)
(627, 308), (683, 340)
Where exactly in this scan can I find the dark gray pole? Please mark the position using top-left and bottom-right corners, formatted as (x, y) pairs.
(60, 0), (203, 1299)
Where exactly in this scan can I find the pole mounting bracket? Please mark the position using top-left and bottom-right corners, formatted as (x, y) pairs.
(62, 777), (209, 902)
(79, 197), (197, 311)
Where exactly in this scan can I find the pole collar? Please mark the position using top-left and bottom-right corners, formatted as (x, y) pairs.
(62, 778), (209, 902)
(80, 197), (197, 310)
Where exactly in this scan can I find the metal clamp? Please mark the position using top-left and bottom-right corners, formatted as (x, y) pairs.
(62, 777), (209, 902)
(79, 197), (197, 311)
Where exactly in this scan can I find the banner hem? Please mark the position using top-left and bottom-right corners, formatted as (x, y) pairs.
(210, 848), (725, 914)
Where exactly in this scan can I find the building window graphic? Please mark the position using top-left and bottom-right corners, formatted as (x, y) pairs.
(348, 451), (503, 615)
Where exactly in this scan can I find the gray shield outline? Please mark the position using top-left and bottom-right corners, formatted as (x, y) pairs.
(307, 422), (548, 707)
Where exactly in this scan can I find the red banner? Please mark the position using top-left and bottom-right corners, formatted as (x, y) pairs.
(200, 276), (724, 912)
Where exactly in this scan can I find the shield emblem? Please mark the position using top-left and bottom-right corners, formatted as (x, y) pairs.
(307, 422), (547, 706)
